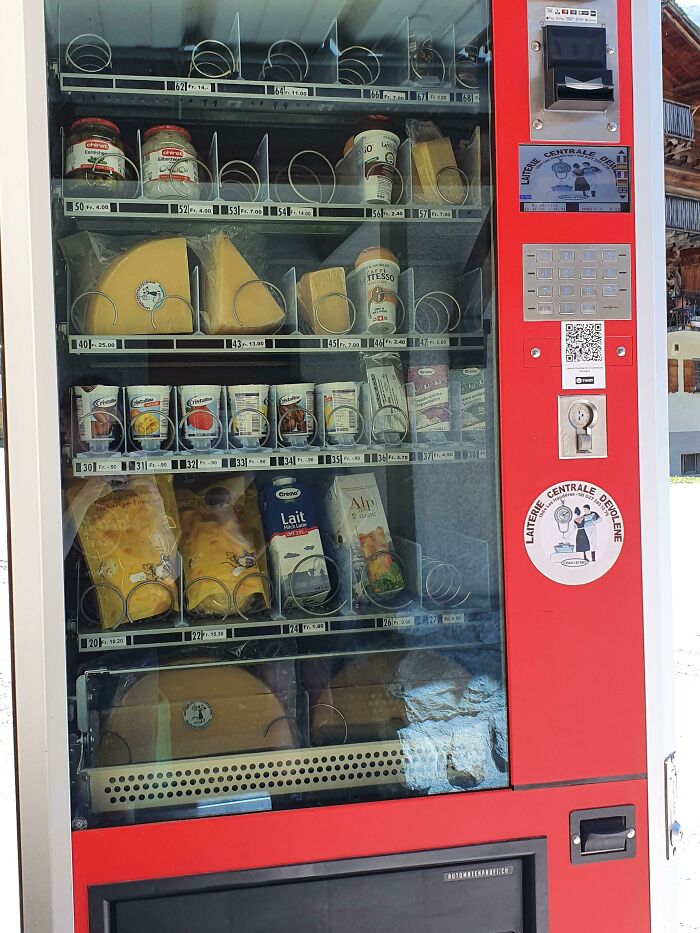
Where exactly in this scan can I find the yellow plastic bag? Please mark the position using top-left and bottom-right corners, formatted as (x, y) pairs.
(176, 474), (270, 618)
(66, 475), (180, 629)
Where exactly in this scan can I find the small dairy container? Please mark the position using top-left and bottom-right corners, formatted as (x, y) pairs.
(74, 385), (120, 455)
(260, 476), (331, 610)
(127, 385), (171, 452)
(354, 247), (400, 334)
(228, 384), (269, 448)
(178, 384), (222, 451)
(319, 382), (361, 446)
(353, 128), (400, 204)
(275, 382), (315, 447)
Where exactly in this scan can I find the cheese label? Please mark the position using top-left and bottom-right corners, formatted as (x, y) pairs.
(135, 281), (166, 311)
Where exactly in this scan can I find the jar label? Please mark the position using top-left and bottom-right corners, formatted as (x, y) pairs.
(65, 139), (126, 179)
(143, 147), (199, 189)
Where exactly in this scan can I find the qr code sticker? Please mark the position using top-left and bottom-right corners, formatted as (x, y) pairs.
(564, 321), (604, 363)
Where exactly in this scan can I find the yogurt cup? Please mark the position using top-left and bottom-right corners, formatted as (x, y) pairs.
(275, 383), (315, 447)
(74, 385), (120, 455)
(319, 382), (361, 446)
(354, 246), (400, 334)
(178, 385), (222, 451)
(354, 129), (400, 204)
(227, 384), (269, 449)
(127, 385), (171, 453)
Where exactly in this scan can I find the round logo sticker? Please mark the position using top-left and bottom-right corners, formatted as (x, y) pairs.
(183, 699), (213, 729)
(524, 481), (624, 585)
(135, 280), (166, 311)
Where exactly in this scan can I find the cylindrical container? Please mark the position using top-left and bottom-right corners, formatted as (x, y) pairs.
(178, 385), (221, 451)
(74, 385), (120, 455)
(65, 118), (126, 195)
(227, 384), (269, 448)
(127, 385), (171, 453)
(319, 382), (361, 446)
(352, 128), (400, 204)
(354, 247), (400, 334)
(142, 125), (199, 200)
(275, 383), (315, 447)
(408, 365), (450, 443)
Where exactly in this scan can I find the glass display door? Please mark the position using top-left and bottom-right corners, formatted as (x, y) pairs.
(44, 0), (506, 829)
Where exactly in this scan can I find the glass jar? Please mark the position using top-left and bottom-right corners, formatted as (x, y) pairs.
(142, 124), (200, 200)
(64, 117), (126, 195)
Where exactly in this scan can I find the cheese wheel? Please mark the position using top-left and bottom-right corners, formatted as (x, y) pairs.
(296, 267), (351, 335)
(202, 232), (286, 335)
(86, 237), (194, 335)
(99, 663), (294, 765)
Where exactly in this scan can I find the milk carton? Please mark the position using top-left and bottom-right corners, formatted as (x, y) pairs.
(325, 473), (404, 602)
(260, 477), (331, 610)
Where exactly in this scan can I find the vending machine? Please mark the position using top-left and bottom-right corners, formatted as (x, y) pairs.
(0, 0), (676, 931)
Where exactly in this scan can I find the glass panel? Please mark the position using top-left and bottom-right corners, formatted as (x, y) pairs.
(43, 0), (505, 829)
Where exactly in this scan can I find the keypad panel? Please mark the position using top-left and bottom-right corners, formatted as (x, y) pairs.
(523, 244), (632, 321)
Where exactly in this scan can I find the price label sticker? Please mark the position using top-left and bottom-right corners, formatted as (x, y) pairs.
(295, 454), (317, 466)
(131, 458), (170, 472)
(387, 451), (410, 464)
(379, 616), (414, 628)
(101, 635), (127, 648)
(341, 453), (365, 465)
(302, 621), (326, 634)
(431, 449), (455, 462)
(382, 90), (407, 100)
(185, 202), (214, 216)
(430, 209), (453, 219)
(230, 337), (267, 350)
(418, 336), (449, 348)
(191, 627), (227, 642)
(289, 206), (315, 218)
(83, 200), (111, 214)
(383, 336), (407, 349)
(187, 79), (213, 93)
(238, 204), (265, 217)
(443, 613), (465, 625)
(186, 457), (223, 470)
(74, 337), (118, 351)
(428, 91), (450, 102)
(275, 85), (309, 97)
(381, 208), (405, 219)
(95, 460), (123, 473)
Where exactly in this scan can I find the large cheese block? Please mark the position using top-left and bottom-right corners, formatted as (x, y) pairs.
(99, 662), (294, 765)
(202, 232), (286, 335)
(296, 267), (351, 335)
(311, 651), (470, 745)
(412, 137), (466, 205)
(86, 238), (194, 335)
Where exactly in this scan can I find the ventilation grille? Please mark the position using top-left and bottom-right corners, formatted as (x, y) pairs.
(85, 741), (409, 812)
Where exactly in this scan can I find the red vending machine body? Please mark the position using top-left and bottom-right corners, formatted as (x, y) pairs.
(0, 0), (674, 931)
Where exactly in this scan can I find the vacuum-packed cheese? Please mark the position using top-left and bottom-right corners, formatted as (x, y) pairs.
(296, 267), (351, 335)
(201, 232), (286, 335)
(98, 662), (294, 765)
(86, 238), (194, 334)
(412, 137), (466, 205)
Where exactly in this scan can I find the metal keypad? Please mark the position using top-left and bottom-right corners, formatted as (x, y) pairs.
(523, 244), (632, 321)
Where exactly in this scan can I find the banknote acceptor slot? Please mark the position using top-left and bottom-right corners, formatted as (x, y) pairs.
(543, 25), (615, 111)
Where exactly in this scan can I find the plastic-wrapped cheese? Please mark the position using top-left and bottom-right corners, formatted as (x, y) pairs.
(412, 137), (466, 205)
(85, 238), (194, 334)
(296, 267), (351, 335)
(201, 232), (286, 335)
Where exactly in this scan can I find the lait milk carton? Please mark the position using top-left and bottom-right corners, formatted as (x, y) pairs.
(261, 476), (331, 610)
(325, 473), (404, 602)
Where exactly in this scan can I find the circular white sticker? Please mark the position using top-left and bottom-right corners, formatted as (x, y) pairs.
(183, 699), (213, 729)
(524, 481), (624, 585)
(135, 280), (166, 311)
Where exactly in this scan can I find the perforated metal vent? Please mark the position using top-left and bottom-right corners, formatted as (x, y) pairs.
(85, 741), (409, 812)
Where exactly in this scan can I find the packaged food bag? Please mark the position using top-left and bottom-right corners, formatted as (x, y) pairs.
(175, 474), (270, 618)
(66, 475), (181, 629)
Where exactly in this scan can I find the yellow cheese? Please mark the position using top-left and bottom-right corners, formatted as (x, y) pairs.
(296, 267), (351, 335)
(202, 232), (286, 335)
(412, 137), (466, 205)
(86, 238), (193, 335)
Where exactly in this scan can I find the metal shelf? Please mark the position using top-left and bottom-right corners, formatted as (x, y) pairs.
(59, 72), (481, 112)
(62, 195), (482, 224)
(76, 606), (489, 653)
(71, 444), (487, 477)
(66, 332), (485, 355)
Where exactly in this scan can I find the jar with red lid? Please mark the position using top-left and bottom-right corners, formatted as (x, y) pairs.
(141, 124), (200, 200)
(64, 117), (126, 194)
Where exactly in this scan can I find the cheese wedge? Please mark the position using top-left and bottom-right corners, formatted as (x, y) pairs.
(412, 137), (466, 205)
(85, 238), (193, 335)
(296, 267), (351, 335)
(202, 232), (286, 335)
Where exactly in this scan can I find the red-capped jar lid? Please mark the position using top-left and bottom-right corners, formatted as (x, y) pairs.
(143, 124), (191, 142)
(70, 117), (121, 135)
